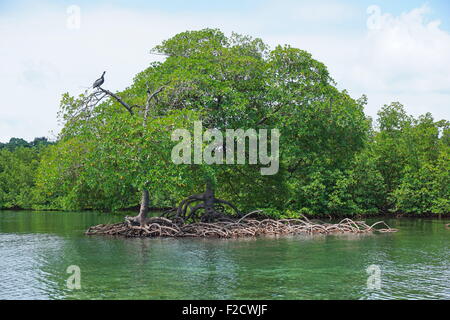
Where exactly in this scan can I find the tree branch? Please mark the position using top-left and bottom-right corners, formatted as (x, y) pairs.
(98, 87), (134, 115)
(143, 84), (167, 127)
(257, 103), (283, 125)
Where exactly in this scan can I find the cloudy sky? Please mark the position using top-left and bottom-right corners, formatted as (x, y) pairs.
(1, 0), (449, 142)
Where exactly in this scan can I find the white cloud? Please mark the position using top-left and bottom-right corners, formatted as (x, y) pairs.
(356, 5), (450, 94)
(349, 5), (450, 117)
(265, 4), (450, 120)
(0, 2), (449, 142)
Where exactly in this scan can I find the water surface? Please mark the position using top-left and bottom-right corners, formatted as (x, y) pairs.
(0, 211), (448, 300)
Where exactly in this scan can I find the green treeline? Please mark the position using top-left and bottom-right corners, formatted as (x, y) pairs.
(0, 138), (53, 209)
(0, 137), (53, 150)
(0, 29), (448, 217)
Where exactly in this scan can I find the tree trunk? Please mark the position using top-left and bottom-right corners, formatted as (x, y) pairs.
(164, 178), (241, 223)
(137, 190), (149, 226)
(204, 180), (216, 218)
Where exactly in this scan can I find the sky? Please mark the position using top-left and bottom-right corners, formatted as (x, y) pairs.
(0, 0), (449, 142)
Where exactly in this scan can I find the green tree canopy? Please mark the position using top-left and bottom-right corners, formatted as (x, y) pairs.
(26, 29), (448, 218)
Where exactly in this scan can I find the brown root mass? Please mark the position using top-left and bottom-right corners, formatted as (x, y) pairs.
(85, 214), (398, 238)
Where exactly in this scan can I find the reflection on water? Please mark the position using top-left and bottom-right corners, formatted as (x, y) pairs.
(0, 211), (448, 300)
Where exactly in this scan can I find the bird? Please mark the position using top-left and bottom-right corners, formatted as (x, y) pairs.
(93, 71), (106, 89)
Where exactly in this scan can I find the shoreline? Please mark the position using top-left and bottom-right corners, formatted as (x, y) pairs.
(1, 208), (449, 220)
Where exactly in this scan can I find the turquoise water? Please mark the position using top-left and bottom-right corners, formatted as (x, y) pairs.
(0, 211), (448, 300)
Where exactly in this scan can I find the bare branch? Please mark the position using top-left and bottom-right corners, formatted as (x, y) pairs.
(98, 87), (134, 115)
(143, 84), (168, 126)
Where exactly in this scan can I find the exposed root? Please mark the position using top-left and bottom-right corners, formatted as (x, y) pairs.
(161, 183), (241, 223)
(85, 214), (398, 238)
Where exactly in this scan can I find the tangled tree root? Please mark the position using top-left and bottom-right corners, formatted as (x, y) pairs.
(85, 213), (398, 238)
(161, 182), (241, 223)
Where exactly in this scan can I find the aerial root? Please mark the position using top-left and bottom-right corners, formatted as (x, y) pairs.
(85, 214), (398, 238)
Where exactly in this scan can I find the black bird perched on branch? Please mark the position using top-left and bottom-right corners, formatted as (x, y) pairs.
(93, 71), (106, 89)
